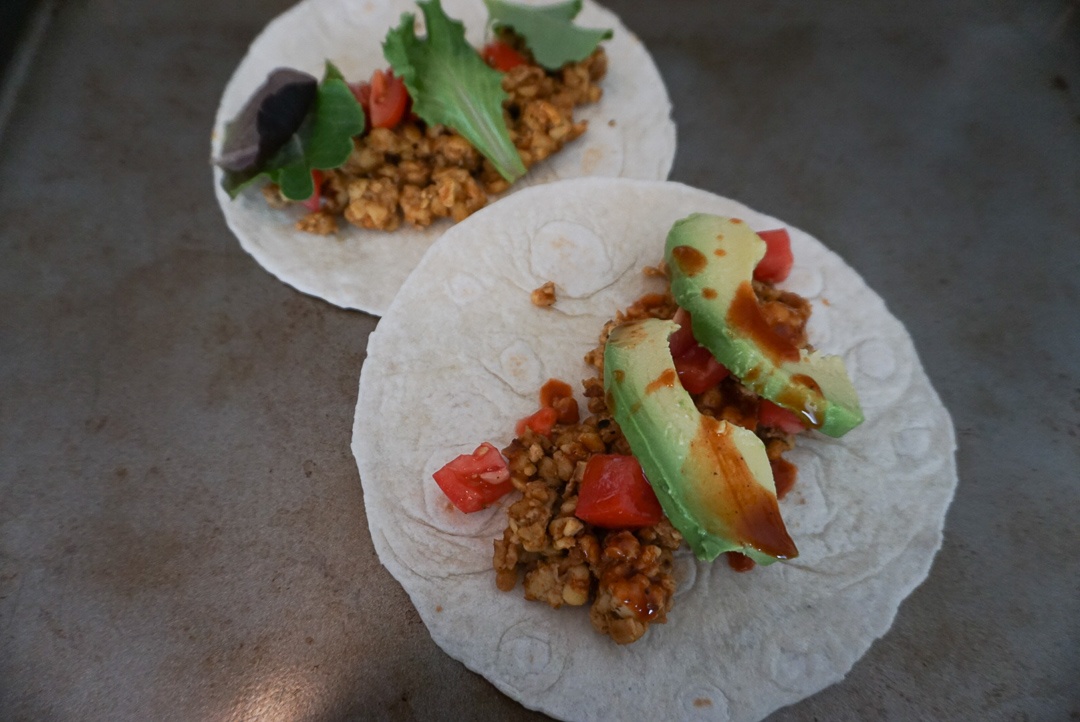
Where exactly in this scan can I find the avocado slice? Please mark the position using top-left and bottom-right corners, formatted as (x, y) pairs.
(604, 318), (798, 564)
(665, 214), (864, 437)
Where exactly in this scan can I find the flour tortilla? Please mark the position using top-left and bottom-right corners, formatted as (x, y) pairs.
(352, 179), (957, 721)
(211, 0), (676, 316)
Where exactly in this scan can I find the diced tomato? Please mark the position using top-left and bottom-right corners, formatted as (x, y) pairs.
(669, 307), (730, 394)
(668, 308), (698, 357)
(753, 228), (794, 283)
(516, 406), (558, 437)
(758, 399), (806, 434)
(368, 69), (409, 129)
(539, 378), (579, 424)
(726, 551), (756, 572)
(576, 455), (663, 528)
(674, 345), (731, 394)
(349, 81), (372, 117)
(302, 169), (323, 212)
(432, 442), (513, 513)
(481, 41), (527, 72)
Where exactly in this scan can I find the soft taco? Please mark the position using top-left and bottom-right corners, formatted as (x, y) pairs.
(211, 0), (676, 315)
(352, 178), (956, 721)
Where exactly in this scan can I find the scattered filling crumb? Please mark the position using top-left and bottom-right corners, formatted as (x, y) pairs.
(531, 281), (557, 307)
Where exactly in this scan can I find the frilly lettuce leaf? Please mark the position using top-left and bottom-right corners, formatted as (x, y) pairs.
(221, 61), (366, 201)
(384, 0), (526, 182)
(483, 0), (611, 71)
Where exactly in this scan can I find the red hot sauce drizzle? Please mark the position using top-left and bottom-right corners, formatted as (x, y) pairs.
(727, 282), (829, 428)
(726, 552), (755, 572)
(726, 282), (801, 366)
(671, 245), (708, 277)
(600, 531), (664, 622)
(645, 368), (677, 395)
(724, 459), (797, 573)
(686, 416), (798, 561)
(770, 457), (798, 499)
(773, 374), (825, 429)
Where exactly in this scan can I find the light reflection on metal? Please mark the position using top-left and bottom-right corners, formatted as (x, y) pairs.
(226, 666), (321, 722)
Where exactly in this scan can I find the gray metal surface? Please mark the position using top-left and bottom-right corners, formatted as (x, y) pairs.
(1, 0), (1077, 720)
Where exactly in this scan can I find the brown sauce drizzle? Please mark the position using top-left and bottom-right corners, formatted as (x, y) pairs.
(770, 457), (797, 499)
(791, 374), (822, 395)
(608, 573), (661, 621)
(773, 376), (825, 429)
(671, 245), (707, 277)
(600, 532), (662, 621)
(645, 368), (677, 394)
(687, 416), (798, 560)
(724, 458), (798, 572)
(726, 281), (800, 365)
(726, 551), (755, 572)
(616, 320), (651, 347)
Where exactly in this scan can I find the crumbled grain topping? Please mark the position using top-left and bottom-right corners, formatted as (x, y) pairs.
(493, 272), (812, 644)
(283, 48), (607, 233)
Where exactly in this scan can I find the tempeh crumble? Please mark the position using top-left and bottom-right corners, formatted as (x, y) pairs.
(267, 47), (607, 234)
(493, 266), (812, 644)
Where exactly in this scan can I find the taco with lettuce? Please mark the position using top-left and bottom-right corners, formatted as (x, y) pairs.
(352, 178), (956, 721)
(211, 0), (675, 315)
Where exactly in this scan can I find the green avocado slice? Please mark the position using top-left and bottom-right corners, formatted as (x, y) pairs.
(665, 214), (864, 437)
(604, 318), (797, 564)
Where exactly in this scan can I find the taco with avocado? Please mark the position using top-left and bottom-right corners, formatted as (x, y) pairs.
(352, 178), (956, 721)
(211, 0), (675, 315)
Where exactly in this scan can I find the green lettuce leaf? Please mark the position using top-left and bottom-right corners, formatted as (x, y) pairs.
(483, 0), (611, 71)
(384, 0), (526, 182)
(222, 61), (366, 200)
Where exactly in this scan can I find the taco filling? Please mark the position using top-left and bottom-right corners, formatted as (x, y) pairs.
(216, 0), (610, 235)
(434, 214), (863, 644)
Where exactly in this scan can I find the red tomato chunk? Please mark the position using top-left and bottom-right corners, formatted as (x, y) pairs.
(758, 399), (806, 434)
(576, 454), (663, 528)
(669, 307), (730, 394)
(515, 406), (558, 437)
(349, 81), (372, 117)
(481, 41), (527, 72)
(303, 169), (324, 211)
(433, 442), (513, 513)
(753, 228), (794, 284)
(368, 69), (409, 130)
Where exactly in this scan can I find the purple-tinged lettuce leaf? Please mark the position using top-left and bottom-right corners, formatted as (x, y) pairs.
(218, 68), (317, 174)
(221, 62), (365, 200)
